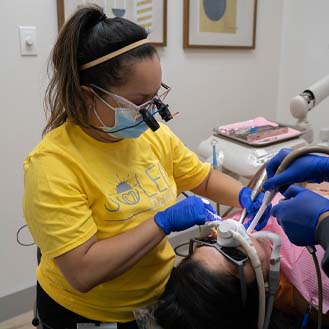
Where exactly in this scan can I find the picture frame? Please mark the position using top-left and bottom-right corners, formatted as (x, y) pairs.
(183, 0), (257, 49)
(57, 0), (167, 46)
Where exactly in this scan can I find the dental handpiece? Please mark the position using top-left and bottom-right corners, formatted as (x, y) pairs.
(246, 189), (276, 234)
(239, 169), (267, 224)
(247, 145), (329, 234)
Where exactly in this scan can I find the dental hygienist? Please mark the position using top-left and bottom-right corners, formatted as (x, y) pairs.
(263, 148), (329, 277)
(23, 5), (266, 329)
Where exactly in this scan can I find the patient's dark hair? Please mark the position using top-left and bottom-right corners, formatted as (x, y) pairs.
(153, 255), (259, 329)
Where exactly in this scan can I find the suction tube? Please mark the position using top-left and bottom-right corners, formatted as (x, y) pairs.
(231, 231), (266, 329)
(217, 219), (266, 329)
(253, 231), (281, 329)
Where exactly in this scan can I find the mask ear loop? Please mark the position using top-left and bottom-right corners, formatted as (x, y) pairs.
(89, 89), (114, 128)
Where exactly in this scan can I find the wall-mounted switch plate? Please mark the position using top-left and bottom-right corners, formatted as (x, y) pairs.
(19, 26), (37, 56)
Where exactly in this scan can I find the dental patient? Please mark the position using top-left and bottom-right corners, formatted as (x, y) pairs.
(150, 193), (329, 329)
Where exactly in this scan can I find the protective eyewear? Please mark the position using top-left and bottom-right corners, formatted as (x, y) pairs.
(188, 237), (249, 307)
(91, 82), (173, 132)
(90, 82), (171, 113)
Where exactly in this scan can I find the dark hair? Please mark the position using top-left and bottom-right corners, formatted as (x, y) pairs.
(153, 256), (259, 329)
(43, 4), (157, 135)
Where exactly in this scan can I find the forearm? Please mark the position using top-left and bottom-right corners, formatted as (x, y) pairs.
(192, 169), (242, 207)
(56, 218), (165, 292)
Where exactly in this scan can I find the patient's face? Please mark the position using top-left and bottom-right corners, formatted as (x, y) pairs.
(192, 236), (272, 282)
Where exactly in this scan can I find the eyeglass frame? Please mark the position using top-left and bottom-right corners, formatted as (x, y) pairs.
(188, 237), (249, 307)
(90, 82), (171, 113)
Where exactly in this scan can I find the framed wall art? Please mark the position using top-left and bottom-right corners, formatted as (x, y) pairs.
(57, 0), (167, 46)
(183, 0), (257, 49)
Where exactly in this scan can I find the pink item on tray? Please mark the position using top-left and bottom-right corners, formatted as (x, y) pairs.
(216, 117), (302, 145)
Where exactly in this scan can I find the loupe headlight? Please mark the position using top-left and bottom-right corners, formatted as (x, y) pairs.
(153, 98), (173, 122)
(139, 98), (173, 132)
(139, 108), (160, 132)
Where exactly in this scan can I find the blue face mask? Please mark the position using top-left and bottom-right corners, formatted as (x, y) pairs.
(91, 89), (157, 139)
(94, 106), (154, 139)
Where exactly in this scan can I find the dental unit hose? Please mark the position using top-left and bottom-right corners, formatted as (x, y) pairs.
(247, 145), (329, 234)
(307, 245), (323, 329)
(258, 145), (329, 329)
(253, 231), (281, 329)
(217, 220), (266, 329)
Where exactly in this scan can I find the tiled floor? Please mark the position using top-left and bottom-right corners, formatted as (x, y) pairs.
(0, 311), (35, 329)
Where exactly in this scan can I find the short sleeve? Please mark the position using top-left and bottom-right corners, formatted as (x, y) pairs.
(161, 125), (211, 194)
(23, 152), (97, 258)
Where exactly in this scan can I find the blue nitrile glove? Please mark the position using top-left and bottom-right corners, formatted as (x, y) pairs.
(239, 187), (271, 231)
(263, 148), (329, 191)
(154, 196), (217, 235)
(271, 185), (329, 246)
(243, 204), (272, 231)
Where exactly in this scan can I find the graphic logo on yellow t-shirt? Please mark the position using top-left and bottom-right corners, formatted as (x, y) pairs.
(104, 162), (176, 221)
(115, 180), (141, 205)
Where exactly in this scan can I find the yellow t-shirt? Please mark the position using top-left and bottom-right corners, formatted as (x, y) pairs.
(23, 122), (210, 322)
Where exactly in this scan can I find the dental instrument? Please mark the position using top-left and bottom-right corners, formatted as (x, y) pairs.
(251, 145), (329, 329)
(246, 189), (275, 234)
(211, 139), (221, 215)
(197, 118), (306, 178)
(211, 139), (219, 171)
(239, 169), (267, 224)
(247, 145), (329, 235)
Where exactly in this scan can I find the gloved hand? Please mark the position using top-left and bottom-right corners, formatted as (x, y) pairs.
(243, 204), (272, 231)
(239, 187), (271, 231)
(154, 196), (217, 235)
(263, 148), (329, 191)
(271, 185), (329, 246)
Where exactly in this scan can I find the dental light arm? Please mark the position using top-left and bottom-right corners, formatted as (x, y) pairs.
(290, 74), (329, 143)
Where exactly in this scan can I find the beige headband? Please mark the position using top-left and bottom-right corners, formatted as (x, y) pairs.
(80, 39), (150, 70)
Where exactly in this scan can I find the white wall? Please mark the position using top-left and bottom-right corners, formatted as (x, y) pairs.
(276, 0), (329, 141)
(0, 0), (283, 298)
(160, 1), (284, 151)
(0, 0), (57, 297)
